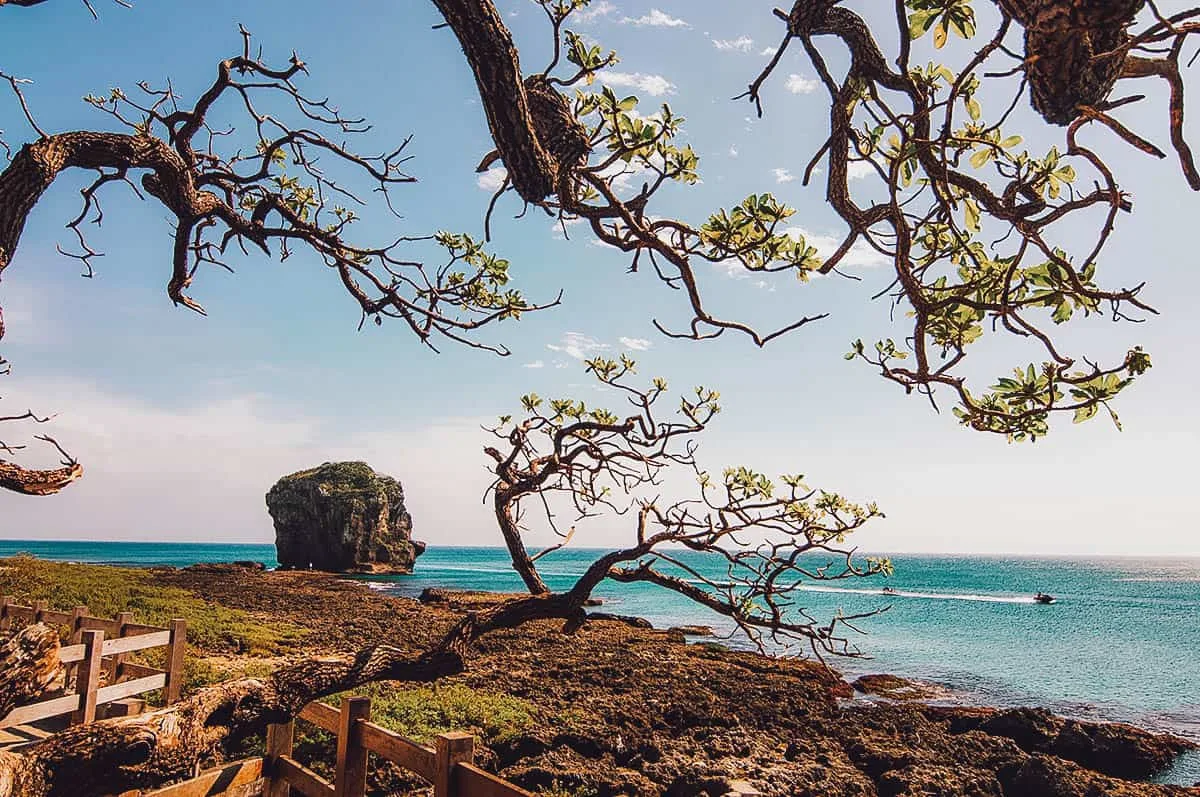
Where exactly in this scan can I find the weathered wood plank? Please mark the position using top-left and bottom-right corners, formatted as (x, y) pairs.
(102, 630), (171, 657)
(37, 609), (72, 626)
(102, 698), (147, 719)
(95, 673), (167, 704)
(264, 721), (294, 797)
(120, 662), (168, 680)
(452, 764), (537, 797)
(165, 619), (187, 704)
(80, 617), (121, 636)
(434, 732), (474, 797)
(276, 757), (335, 797)
(1, 692), (81, 728)
(356, 722), (436, 781)
(298, 701), (340, 734)
(71, 629), (104, 724)
(57, 642), (86, 664)
(0, 723), (55, 747)
(334, 697), (370, 797)
(134, 758), (266, 797)
(109, 611), (135, 681)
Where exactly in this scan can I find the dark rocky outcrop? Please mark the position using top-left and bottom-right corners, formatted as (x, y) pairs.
(853, 673), (954, 702)
(922, 705), (1196, 782)
(265, 461), (424, 574)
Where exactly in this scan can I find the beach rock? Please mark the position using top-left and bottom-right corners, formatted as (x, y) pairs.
(668, 625), (715, 637)
(586, 612), (653, 629)
(852, 673), (949, 702)
(932, 706), (1196, 781)
(266, 461), (424, 574)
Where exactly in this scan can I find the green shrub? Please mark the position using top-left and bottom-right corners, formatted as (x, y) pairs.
(0, 555), (306, 655)
(329, 682), (535, 744)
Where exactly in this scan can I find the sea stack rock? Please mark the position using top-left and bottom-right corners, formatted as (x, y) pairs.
(266, 461), (425, 574)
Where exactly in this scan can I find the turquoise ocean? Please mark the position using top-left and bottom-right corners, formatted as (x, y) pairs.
(2, 540), (1198, 784)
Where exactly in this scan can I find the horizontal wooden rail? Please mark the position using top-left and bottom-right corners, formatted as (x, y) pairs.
(96, 673), (168, 704)
(0, 693), (81, 728)
(119, 758), (265, 797)
(357, 721), (436, 781)
(0, 600), (187, 733)
(59, 630), (172, 664)
(297, 700), (340, 733)
(267, 698), (534, 797)
(454, 763), (540, 797)
(276, 756), (334, 797)
(120, 662), (168, 680)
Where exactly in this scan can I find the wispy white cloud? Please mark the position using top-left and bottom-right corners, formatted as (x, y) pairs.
(571, 0), (617, 23)
(621, 9), (689, 27)
(759, 46), (777, 56)
(523, 360), (545, 369)
(712, 35), (754, 52)
(547, 332), (610, 360)
(785, 73), (818, 94)
(618, 336), (652, 351)
(597, 71), (675, 96)
(773, 167), (797, 184)
(728, 144), (739, 158)
(550, 215), (585, 240)
(847, 160), (878, 180)
(786, 226), (891, 269)
(476, 166), (507, 191)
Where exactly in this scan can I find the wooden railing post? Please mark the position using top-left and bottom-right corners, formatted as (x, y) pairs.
(31, 600), (47, 625)
(335, 697), (371, 797)
(71, 629), (104, 725)
(109, 611), (134, 681)
(164, 618), (187, 704)
(434, 732), (474, 797)
(265, 719), (294, 797)
(69, 605), (88, 643)
(0, 596), (12, 630)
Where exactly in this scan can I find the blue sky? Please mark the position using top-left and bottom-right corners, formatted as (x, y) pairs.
(1, 0), (1197, 555)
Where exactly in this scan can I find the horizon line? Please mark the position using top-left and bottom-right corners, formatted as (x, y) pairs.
(0, 538), (1197, 560)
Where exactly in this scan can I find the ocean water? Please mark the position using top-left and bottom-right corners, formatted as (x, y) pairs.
(2, 540), (1198, 784)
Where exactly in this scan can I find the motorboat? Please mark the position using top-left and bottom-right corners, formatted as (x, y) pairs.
(1034, 592), (1056, 604)
(881, 586), (898, 595)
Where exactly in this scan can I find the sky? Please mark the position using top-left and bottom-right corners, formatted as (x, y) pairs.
(0, 0), (1197, 556)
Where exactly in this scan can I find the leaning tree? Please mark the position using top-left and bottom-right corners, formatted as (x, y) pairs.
(0, 0), (1198, 794)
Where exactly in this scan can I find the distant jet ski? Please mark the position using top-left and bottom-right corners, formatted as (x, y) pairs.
(1034, 592), (1056, 604)
(881, 587), (898, 595)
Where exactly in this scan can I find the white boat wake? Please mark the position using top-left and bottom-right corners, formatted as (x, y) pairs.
(797, 584), (1043, 604)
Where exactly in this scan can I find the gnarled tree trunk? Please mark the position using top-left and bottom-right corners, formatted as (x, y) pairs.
(0, 624), (62, 719)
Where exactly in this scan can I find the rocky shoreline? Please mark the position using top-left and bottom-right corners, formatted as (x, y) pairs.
(128, 563), (1197, 796)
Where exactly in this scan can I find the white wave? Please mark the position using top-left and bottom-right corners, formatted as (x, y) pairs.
(415, 563), (589, 578)
(796, 584), (1043, 604)
(1118, 576), (1200, 583)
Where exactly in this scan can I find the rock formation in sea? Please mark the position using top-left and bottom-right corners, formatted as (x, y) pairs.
(265, 461), (425, 573)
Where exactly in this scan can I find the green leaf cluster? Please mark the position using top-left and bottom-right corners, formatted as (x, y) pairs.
(700, 194), (821, 275)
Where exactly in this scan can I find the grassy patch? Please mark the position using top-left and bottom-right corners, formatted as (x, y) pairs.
(0, 555), (306, 655)
(328, 682), (536, 745)
(278, 683), (536, 793)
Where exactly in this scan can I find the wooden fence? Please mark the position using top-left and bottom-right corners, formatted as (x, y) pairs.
(120, 696), (535, 797)
(0, 597), (186, 735)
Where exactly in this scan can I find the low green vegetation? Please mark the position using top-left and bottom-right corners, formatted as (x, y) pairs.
(0, 555), (305, 655)
(327, 682), (536, 745)
(259, 683), (538, 793)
